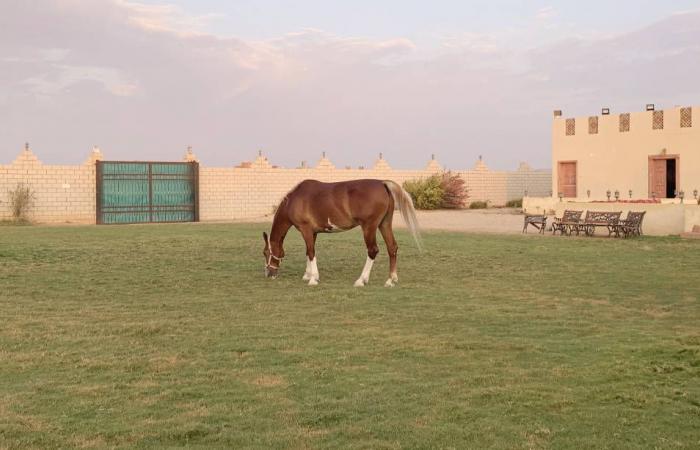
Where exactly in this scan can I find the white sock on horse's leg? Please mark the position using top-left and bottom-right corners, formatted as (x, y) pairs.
(302, 259), (311, 280)
(308, 257), (319, 285)
(384, 271), (398, 287)
(354, 256), (374, 287)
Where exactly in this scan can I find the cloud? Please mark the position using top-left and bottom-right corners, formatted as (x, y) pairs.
(119, 0), (223, 35)
(1, 1), (699, 171)
(536, 6), (558, 21)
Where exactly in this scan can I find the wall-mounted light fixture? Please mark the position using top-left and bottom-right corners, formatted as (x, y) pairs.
(614, 190), (620, 201)
(628, 189), (633, 199)
(587, 189), (591, 198)
(606, 190), (611, 201)
(679, 190), (685, 204)
(558, 192), (563, 202)
(694, 189), (698, 200)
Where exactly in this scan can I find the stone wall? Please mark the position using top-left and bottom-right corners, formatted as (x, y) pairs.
(198, 153), (551, 221)
(1, 145), (551, 224)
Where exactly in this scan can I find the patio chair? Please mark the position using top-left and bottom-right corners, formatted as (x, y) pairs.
(552, 210), (583, 236)
(614, 211), (646, 238)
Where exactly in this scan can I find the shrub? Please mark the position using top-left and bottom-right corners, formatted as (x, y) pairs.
(505, 198), (523, 208)
(439, 172), (468, 209)
(404, 172), (469, 210)
(8, 183), (35, 222)
(469, 200), (488, 209)
(403, 176), (444, 210)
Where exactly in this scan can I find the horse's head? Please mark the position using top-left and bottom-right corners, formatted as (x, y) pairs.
(262, 231), (284, 278)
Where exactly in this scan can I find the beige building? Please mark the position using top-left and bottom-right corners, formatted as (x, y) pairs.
(524, 105), (700, 235)
(552, 105), (698, 201)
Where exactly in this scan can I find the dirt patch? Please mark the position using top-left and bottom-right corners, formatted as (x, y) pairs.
(252, 374), (286, 387)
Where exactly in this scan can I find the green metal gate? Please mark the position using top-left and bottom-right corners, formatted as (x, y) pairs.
(96, 161), (199, 224)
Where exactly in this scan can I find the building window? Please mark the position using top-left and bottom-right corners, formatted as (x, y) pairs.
(588, 116), (598, 134)
(653, 110), (664, 130)
(565, 118), (576, 136)
(681, 107), (692, 128)
(619, 113), (630, 132)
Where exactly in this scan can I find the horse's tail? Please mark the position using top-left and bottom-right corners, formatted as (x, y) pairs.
(383, 180), (423, 252)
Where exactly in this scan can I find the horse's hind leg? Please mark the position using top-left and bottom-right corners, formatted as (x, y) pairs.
(379, 217), (399, 287)
(354, 224), (379, 287)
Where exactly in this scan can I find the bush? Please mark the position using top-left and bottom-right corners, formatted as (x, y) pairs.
(8, 183), (35, 222)
(404, 172), (469, 210)
(440, 172), (468, 209)
(505, 198), (523, 208)
(403, 176), (444, 210)
(469, 201), (488, 209)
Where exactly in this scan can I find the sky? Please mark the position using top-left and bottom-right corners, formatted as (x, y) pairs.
(2, 1), (700, 170)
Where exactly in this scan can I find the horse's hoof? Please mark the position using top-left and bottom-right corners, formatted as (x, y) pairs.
(354, 279), (366, 287)
(308, 279), (319, 286)
(302, 273), (311, 281)
(384, 279), (395, 287)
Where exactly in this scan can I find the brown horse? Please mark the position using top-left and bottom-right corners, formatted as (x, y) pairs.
(262, 179), (421, 287)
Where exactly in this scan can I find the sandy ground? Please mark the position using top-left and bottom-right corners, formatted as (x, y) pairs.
(393, 208), (526, 235)
(235, 208), (528, 235)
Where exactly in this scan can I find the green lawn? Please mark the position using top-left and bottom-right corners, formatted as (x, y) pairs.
(1, 223), (699, 449)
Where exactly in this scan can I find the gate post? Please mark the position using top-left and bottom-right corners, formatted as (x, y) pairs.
(95, 161), (103, 224)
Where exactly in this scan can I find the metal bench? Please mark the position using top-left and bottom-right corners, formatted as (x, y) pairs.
(552, 210), (583, 236)
(523, 214), (547, 234)
(613, 211), (646, 238)
(579, 211), (622, 236)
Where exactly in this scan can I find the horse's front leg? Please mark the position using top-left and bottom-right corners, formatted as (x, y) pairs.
(301, 228), (319, 285)
(301, 259), (311, 281)
(354, 224), (379, 287)
(301, 233), (317, 281)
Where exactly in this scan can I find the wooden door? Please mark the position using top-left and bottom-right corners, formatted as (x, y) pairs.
(649, 159), (666, 198)
(558, 162), (577, 198)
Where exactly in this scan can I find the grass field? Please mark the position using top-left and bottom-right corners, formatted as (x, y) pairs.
(1, 223), (699, 449)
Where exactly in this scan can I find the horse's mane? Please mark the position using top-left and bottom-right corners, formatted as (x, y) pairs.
(272, 182), (301, 215)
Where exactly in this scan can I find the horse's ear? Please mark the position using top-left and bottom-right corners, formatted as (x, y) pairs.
(262, 232), (268, 243)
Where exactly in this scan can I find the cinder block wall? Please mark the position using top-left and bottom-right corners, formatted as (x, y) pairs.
(0, 147), (98, 223)
(1, 147), (551, 224)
